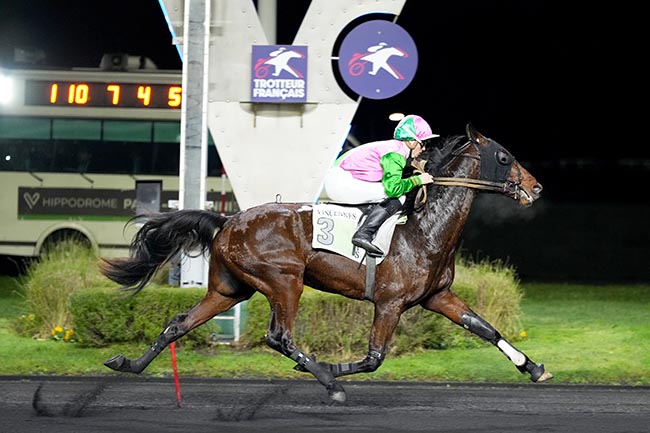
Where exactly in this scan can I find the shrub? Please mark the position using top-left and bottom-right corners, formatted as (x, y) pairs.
(392, 256), (523, 354)
(19, 240), (216, 347)
(21, 239), (107, 338)
(69, 286), (219, 348)
(14, 312), (41, 338)
(240, 256), (523, 358)
(240, 289), (374, 359)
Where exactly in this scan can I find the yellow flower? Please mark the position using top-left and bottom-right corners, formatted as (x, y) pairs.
(50, 326), (76, 342)
(519, 330), (527, 338)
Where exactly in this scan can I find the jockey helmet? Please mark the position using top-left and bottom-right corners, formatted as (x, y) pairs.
(393, 114), (439, 143)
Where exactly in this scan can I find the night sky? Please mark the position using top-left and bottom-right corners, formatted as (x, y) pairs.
(1, 0), (645, 203)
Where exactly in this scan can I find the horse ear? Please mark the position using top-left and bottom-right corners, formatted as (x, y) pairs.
(466, 123), (488, 145)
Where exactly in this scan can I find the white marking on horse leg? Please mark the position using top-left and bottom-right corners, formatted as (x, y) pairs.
(497, 339), (526, 366)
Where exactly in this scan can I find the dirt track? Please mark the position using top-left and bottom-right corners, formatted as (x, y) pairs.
(0, 376), (648, 433)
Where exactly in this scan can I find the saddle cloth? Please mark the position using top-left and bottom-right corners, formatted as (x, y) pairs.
(311, 203), (405, 265)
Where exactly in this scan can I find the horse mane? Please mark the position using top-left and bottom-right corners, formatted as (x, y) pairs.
(402, 135), (467, 215)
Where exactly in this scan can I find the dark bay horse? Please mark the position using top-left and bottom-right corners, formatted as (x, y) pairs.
(101, 124), (552, 402)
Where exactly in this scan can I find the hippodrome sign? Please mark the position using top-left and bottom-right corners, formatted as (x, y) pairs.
(251, 45), (308, 103)
(337, 20), (418, 100)
(17, 187), (237, 218)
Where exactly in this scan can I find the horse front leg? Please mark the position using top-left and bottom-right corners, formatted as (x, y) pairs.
(306, 349), (385, 378)
(423, 289), (554, 382)
(105, 290), (242, 374)
(294, 347), (386, 379)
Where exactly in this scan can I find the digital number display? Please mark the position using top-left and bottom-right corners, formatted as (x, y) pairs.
(24, 80), (182, 109)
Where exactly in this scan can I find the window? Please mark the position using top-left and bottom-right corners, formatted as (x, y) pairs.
(0, 116), (222, 175)
(52, 119), (101, 140)
(0, 117), (50, 139)
(104, 121), (152, 142)
(154, 122), (181, 143)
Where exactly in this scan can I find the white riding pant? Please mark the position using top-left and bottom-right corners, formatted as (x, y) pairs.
(323, 166), (405, 205)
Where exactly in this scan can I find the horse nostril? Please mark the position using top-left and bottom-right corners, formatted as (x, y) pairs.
(532, 183), (543, 194)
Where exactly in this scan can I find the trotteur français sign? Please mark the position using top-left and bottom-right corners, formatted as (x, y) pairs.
(250, 45), (308, 103)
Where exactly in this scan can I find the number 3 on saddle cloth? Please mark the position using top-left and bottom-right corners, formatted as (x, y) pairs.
(311, 203), (407, 265)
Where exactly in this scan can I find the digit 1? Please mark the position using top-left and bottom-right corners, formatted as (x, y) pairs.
(68, 84), (76, 103)
(49, 84), (59, 103)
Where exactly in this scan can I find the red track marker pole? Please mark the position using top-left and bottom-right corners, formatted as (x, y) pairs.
(169, 342), (182, 407)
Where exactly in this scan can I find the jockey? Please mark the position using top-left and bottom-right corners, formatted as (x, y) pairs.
(323, 114), (438, 256)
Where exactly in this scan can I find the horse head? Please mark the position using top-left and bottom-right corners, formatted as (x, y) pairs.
(465, 123), (543, 206)
(410, 124), (542, 211)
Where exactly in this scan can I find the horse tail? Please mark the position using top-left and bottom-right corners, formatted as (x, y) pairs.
(99, 210), (228, 294)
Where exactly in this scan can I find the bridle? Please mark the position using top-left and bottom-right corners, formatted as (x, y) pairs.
(412, 138), (524, 210)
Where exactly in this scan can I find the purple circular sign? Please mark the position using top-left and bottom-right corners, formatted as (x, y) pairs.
(337, 20), (418, 100)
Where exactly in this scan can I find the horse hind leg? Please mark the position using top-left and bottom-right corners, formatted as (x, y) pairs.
(423, 290), (554, 383)
(105, 289), (247, 374)
(277, 340), (347, 402)
(266, 313), (347, 403)
(260, 277), (347, 403)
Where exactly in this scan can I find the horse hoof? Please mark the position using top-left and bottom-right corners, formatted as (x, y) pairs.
(529, 363), (553, 383)
(327, 383), (347, 403)
(329, 390), (347, 404)
(537, 370), (554, 382)
(104, 354), (132, 373)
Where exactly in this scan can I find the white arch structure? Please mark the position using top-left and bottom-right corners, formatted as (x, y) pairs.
(160, 0), (407, 210)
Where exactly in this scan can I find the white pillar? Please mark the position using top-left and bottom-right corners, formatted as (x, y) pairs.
(179, 0), (211, 288)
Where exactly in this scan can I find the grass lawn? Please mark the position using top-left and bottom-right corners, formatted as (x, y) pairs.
(0, 276), (648, 385)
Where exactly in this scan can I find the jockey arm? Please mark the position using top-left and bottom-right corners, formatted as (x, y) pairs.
(380, 152), (423, 197)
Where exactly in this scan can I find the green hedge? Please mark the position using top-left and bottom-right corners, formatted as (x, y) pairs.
(65, 255), (521, 356)
(240, 257), (523, 358)
(69, 286), (218, 348)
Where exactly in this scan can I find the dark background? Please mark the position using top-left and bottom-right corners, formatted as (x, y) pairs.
(0, 1), (647, 282)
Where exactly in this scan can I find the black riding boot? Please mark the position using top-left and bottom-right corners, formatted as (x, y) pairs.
(352, 198), (402, 257)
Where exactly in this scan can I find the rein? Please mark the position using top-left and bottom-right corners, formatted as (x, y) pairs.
(430, 177), (515, 193)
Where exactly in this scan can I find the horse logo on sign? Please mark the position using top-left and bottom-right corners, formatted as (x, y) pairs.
(251, 45), (308, 103)
(348, 42), (408, 79)
(256, 47), (305, 78)
(338, 20), (418, 99)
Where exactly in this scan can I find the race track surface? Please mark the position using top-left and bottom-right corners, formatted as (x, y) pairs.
(0, 376), (648, 433)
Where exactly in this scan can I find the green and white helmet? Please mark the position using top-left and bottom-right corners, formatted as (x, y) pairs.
(393, 114), (439, 143)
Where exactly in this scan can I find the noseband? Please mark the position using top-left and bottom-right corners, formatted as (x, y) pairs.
(412, 139), (523, 210)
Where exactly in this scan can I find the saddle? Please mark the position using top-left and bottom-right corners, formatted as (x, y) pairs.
(311, 202), (406, 301)
(311, 202), (405, 264)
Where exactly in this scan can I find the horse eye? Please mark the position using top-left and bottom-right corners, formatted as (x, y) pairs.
(496, 150), (512, 165)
